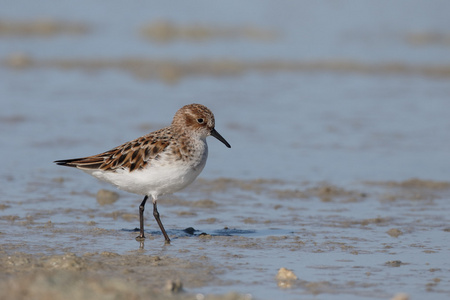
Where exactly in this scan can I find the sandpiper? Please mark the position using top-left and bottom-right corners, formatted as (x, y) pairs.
(55, 103), (231, 242)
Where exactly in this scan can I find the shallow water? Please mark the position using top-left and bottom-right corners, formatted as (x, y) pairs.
(2, 179), (450, 299)
(1, 1), (450, 299)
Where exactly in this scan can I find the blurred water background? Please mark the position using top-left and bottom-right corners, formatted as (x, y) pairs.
(1, 1), (450, 299)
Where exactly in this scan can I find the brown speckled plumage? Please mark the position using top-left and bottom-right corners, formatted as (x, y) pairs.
(56, 128), (173, 172)
(54, 103), (231, 242)
(54, 104), (224, 172)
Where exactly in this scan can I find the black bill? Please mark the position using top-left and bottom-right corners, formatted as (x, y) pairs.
(210, 128), (231, 148)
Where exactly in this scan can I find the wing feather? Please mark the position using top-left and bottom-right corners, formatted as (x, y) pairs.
(54, 127), (172, 172)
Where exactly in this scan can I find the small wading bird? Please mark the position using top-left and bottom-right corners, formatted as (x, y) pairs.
(54, 104), (231, 243)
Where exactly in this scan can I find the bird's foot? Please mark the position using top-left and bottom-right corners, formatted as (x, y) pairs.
(135, 234), (145, 241)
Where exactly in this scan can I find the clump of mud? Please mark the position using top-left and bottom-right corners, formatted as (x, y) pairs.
(3, 56), (450, 84)
(0, 251), (250, 300)
(274, 183), (367, 202)
(406, 32), (450, 46)
(365, 178), (450, 201)
(140, 21), (278, 43)
(0, 19), (88, 36)
(367, 178), (450, 189)
(1, 271), (162, 300)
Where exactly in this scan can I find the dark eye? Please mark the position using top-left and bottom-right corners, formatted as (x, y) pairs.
(197, 118), (204, 124)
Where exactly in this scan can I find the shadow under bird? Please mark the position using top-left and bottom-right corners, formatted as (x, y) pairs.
(54, 103), (231, 243)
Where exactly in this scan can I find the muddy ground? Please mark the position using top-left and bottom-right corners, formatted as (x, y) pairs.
(1, 178), (449, 299)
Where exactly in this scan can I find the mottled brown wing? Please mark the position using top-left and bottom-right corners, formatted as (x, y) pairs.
(54, 129), (171, 172)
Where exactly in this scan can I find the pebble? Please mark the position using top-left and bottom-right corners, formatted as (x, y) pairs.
(276, 267), (298, 288)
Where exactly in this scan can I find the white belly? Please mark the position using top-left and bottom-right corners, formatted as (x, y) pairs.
(85, 141), (208, 199)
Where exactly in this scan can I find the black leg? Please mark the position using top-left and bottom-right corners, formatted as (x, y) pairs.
(136, 195), (148, 240)
(153, 201), (171, 243)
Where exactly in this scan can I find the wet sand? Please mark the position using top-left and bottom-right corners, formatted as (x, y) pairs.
(1, 178), (450, 299)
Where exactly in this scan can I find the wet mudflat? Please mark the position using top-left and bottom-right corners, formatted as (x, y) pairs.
(2, 1), (450, 299)
(1, 178), (450, 299)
